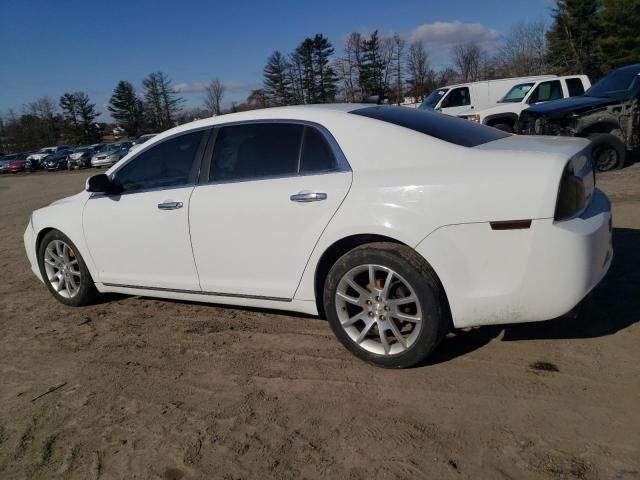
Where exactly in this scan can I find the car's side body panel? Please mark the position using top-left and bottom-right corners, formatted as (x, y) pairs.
(189, 170), (352, 299)
(82, 186), (200, 290)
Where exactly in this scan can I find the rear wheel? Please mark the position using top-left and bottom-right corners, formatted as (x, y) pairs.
(589, 133), (626, 171)
(323, 243), (449, 368)
(38, 230), (99, 306)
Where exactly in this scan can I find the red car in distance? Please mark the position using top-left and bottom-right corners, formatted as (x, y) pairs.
(7, 159), (27, 173)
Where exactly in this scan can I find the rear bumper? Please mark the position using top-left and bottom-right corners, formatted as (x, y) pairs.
(415, 188), (613, 328)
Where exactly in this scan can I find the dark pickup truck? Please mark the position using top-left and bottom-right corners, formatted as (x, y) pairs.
(518, 64), (640, 171)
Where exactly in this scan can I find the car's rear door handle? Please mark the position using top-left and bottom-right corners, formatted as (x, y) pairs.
(290, 192), (327, 202)
(158, 201), (183, 210)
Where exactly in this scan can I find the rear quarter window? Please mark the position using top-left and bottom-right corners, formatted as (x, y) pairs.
(351, 106), (509, 147)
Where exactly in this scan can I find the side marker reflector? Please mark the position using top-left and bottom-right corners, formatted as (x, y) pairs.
(490, 219), (532, 230)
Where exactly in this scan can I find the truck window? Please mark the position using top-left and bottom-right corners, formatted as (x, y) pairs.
(528, 80), (563, 104)
(566, 78), (585, 96)
(441, 87), (470, 108)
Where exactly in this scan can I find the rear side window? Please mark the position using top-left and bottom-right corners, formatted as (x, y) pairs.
(113, 130), (205, 192)
(566, 78), (585, 96)
(351, 106), (509, 147)
(210, 124), (303, 182)
(300, 127), (337, 173)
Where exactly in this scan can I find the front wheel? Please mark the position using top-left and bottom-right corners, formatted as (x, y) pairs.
(323, 243), (449, 368)
(38, 230), (99, 306)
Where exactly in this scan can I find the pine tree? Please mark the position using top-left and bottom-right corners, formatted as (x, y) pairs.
(598, 0), (640, 71)
(312, 34), (338, 103)
(263, 51), (293, 106)
(108, 81), (144, 137)
(142, 72), (183, 131)
(359, 31), (388, 98)
(59, 92), (100, 144)
(546, 0), (603, 78)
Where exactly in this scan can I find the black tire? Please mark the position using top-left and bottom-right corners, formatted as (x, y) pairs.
(493, 123), (514, 133)
(37, 229), (100, 307)
(323, 242), (449, 368)
(589, 133), (626, 171)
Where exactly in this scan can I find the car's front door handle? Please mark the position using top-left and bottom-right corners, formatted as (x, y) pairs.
(290, 192), (327, 202)
(157, 201), (183, 210)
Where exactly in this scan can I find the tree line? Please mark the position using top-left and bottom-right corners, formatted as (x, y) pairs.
(2, 0), (638, 153)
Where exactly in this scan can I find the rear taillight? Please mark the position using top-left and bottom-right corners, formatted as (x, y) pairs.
(554, 162), (586, 220)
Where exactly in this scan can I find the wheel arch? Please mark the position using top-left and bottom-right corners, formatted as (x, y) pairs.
(313, 233), (451, 321)
(577, 121), (622, 138)
(484, 113), (519, 127)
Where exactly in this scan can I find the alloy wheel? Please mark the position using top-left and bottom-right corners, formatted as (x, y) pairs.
(335, 264), (422, 355)
(43, 239), (82, 299)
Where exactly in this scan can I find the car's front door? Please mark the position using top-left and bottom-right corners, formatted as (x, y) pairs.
(83, 129), (209, 290)
(189, 122), (352, 300)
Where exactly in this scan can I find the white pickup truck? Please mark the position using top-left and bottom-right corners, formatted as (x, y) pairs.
(457, 75), (591, 132)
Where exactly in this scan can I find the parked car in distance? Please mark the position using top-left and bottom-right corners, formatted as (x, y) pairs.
(518, 63), (640, 171)
(418, 75), (558, 117)
(68, 146), (94, 170)
(91, 144), (127, 168)
(7, 159), (27, 173)
(457, 75), (591, 132)
(26, 145), (73, 169)
(44, 151), (70, 171)
(1, 152), (30, 173)
(24, 105), (612, 368)
(128, 134), (158, 154)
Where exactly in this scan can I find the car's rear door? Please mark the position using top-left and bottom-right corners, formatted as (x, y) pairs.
(189, 122), (352, 300)
(83, 129), (209, 291)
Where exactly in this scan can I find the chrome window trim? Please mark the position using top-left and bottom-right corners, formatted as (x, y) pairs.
(201, 119), (351, 186)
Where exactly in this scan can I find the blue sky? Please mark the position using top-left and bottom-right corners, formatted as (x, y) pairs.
(0, 0), (553, 119)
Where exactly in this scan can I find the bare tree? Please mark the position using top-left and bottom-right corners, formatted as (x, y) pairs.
(203, 78), (225, 116)
(451, 43), (484, 82)
(406, 41), (430, 102)
(336, 32), (363, 102)
(494, 21), (548, 77)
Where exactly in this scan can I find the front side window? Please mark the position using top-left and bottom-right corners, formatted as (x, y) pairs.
(528, 80), (563, 103)
(113, 130), (205, 192)
(566, 78), (585, 97)
(441, 87), (470, 108)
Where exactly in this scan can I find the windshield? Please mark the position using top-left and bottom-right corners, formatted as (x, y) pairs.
(419, 88), (448, 110)
(74, 147), (90, 153)
(40, 147), (55, 154)
(586, 65), (640, 99)
(500, 83), (535, 103)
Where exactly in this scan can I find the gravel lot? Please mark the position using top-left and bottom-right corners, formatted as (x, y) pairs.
(0, 166), (639, 480)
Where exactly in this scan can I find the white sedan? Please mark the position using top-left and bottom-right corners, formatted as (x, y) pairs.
(24, 105), (612, 368)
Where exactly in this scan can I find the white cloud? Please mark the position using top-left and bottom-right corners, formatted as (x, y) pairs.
(408, 21), (501, 50)
(173, 81), (248, 94)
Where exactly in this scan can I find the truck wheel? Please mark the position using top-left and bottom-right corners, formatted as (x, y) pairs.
(589, 133), (626, 171)
(493, 123), (514, 133)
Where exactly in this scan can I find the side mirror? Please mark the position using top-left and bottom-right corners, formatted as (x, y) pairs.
(86, 174), (118, 194)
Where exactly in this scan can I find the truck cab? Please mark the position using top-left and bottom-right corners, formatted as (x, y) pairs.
(458, 75), (591, 132)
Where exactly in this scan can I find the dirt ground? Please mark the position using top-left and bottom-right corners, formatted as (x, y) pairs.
(0, 165), (639, 480)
